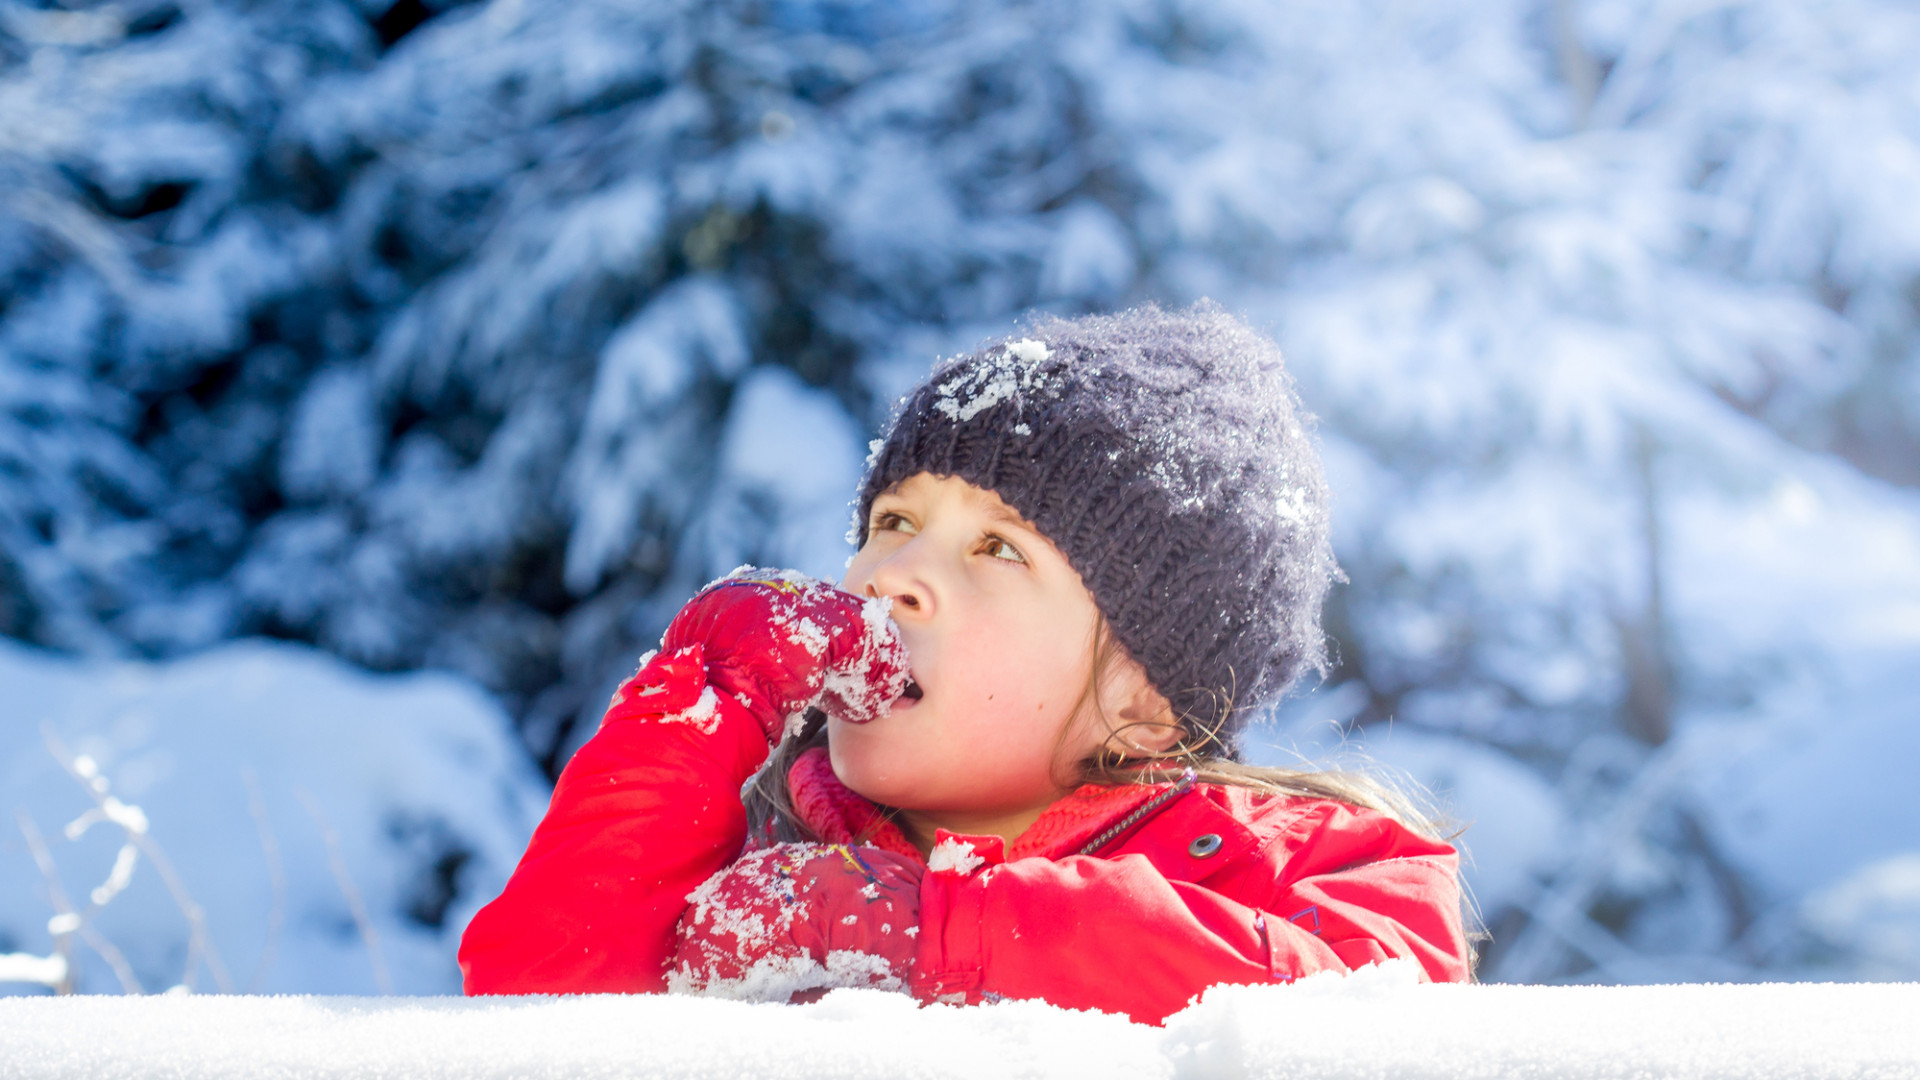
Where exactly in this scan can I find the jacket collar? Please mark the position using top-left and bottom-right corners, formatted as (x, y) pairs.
(786, 747), (1191, 863)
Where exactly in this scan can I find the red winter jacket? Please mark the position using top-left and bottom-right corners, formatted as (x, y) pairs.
(459, 651), (1471, 1023)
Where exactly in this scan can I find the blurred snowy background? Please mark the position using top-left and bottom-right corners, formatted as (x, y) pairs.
(3, 0), (1918, 995)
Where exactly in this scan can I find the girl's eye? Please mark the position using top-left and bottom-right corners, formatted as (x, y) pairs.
(980, 535), (1026, 564)
(872, 511), (916, 535)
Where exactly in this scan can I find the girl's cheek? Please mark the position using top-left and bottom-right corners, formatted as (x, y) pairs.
(979, 639), (1076, 714)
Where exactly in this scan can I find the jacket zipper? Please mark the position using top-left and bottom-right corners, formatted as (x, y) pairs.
(1075, 768), (1198, 857)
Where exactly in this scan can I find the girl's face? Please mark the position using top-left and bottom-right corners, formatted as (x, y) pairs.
(831, 473), (1156, 840)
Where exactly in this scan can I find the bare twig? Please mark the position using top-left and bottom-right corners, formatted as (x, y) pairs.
(296, 786), (393, 995)
(1619, 425), (1673, 748)
(42, 726), (233, 993)
(241, 767), (286, 994)
(12, 810), (76, 995)
(14, 810), (141, 994)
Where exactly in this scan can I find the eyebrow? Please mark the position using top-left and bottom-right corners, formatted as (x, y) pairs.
(978, 501), (1035, 530)
(875, 485), (1038, 532)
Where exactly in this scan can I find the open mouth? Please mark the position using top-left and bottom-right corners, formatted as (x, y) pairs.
(902, 678), (924, 701)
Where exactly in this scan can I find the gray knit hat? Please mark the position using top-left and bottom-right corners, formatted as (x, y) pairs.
(854, 303), (1338, 751)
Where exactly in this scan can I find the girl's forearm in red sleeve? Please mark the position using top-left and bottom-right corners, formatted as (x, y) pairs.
(458, 660), (770, 995)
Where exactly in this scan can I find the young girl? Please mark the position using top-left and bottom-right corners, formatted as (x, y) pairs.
(458, 305), (1472, 1023)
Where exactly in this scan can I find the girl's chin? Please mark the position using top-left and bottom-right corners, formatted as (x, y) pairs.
(826, 741), (922, 805)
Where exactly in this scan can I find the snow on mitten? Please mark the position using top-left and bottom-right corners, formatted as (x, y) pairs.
(669, 843), (923, 1002)
(657, 567), (911, 743)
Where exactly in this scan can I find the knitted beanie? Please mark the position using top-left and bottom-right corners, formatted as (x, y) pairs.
(854, 303), (1338, 750)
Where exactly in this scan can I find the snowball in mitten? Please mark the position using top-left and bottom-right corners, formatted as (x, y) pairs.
(612, 567), (912, 744)
(669, 842), (923, 1002)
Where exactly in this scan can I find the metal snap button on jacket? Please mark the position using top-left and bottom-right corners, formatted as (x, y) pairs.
(1188, 833), (1224, 858)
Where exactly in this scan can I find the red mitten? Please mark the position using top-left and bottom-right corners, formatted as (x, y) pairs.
(620, 567), (911, 744)
(669, 843), (923, 1002)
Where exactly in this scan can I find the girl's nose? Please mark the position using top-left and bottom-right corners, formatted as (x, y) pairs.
(866, 554), (932, 617)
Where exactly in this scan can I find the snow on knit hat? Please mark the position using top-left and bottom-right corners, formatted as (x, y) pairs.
(854, 303), (1338, 751)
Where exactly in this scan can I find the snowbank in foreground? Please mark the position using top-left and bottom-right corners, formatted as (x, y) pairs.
(2, 964), (1915, 1080)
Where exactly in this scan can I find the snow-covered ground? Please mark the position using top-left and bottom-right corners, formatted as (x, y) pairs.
(0, 638), (545, 996)
(4, 963), (1917, 1079)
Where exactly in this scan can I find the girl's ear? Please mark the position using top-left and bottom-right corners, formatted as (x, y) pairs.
(1101, 661), (1183, 755)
